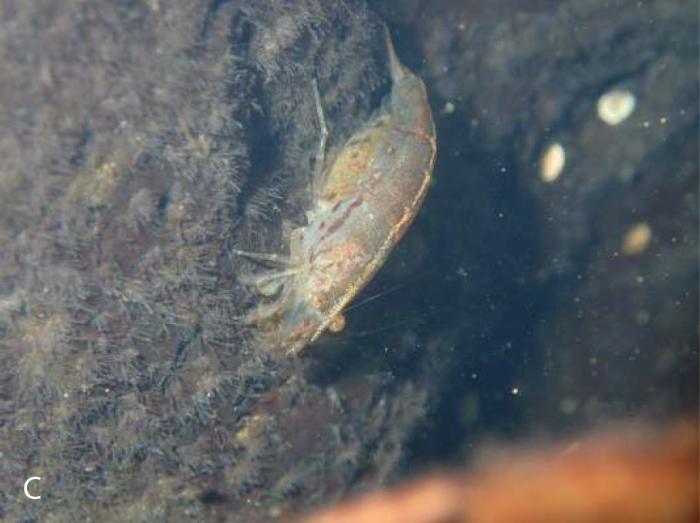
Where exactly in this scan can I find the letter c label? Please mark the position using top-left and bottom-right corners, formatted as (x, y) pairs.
(24, 477), (41, 500)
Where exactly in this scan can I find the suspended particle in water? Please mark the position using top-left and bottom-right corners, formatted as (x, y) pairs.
(621, 221), (652, 255)
(540, 142), (566, 183)
(597, 89), (636, 126)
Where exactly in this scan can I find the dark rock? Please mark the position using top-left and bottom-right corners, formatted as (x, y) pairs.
(0, 1), (440, 521)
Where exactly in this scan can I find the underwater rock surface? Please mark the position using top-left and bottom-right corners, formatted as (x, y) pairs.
(0, 1), (439, 521)
(0, 0), (697, 522)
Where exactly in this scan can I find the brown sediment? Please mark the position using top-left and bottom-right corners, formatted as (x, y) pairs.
(295, 419), (699, 523)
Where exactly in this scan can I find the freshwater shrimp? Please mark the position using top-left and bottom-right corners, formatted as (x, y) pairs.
(237, 27), (436, 354)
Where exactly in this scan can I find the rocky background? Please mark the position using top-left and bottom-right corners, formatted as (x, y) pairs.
(0, 0), (696, 522)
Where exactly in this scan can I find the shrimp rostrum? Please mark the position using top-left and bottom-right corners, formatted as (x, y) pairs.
(236, 28), (437, 354)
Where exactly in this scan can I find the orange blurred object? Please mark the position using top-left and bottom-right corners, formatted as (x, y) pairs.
(296, 419), (698, 523)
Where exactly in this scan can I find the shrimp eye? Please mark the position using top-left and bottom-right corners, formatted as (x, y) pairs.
(327, 315), (346, 333)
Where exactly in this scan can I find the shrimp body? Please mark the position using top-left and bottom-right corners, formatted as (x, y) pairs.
(242, 30), (436, 354)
